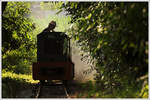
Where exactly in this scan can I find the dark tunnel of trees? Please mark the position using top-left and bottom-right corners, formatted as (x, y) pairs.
(2, 1), (148, 98)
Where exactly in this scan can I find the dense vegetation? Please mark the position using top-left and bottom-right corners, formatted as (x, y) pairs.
(2, 2), (37, 97)
(61, 2), (148, 98)
(2, 1), (148, 98)
(2, 2), (36, 74)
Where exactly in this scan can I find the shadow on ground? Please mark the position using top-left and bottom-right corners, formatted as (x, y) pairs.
(2, 78), (91, 98)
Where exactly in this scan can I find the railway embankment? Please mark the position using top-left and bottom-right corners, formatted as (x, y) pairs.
(2, 73), (95, 98)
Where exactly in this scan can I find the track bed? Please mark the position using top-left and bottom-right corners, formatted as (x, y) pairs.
(32, 81), (69, 98)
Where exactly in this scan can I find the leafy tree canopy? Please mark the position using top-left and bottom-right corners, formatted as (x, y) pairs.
(62, 2), (148, 95)
(2, 2), (36, 74)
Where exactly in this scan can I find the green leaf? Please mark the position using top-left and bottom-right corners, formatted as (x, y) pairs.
(86, 13), (92, 19)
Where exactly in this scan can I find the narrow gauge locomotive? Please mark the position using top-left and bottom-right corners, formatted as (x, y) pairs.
(32, 31), (74, 84)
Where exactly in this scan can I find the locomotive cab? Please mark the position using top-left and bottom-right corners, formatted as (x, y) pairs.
(32, 31), (74, 83)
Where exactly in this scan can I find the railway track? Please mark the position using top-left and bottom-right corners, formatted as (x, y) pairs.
(32, 81), (70, 98)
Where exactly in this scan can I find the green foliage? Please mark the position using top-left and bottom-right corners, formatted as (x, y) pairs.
(137, 75), (149, 98)
(139, 84), (148, 98)
(2, 2), (37, 97)
(2, 2), (36, 74)
(62, 2), (148, 98)
(40, 1), (63, 10)
(79, 79), (147, 98)
(79, 81), (97, 98)
(2, 71), (38, 83)
(2, 2), (34, 52)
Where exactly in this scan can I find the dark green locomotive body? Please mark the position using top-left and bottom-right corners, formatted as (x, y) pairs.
(37, 32), (71, 62)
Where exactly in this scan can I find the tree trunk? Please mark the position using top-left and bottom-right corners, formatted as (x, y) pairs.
(2, 2), (7, 14)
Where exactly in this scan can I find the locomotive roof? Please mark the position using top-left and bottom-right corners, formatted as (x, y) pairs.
(37, 32), (69, 39)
